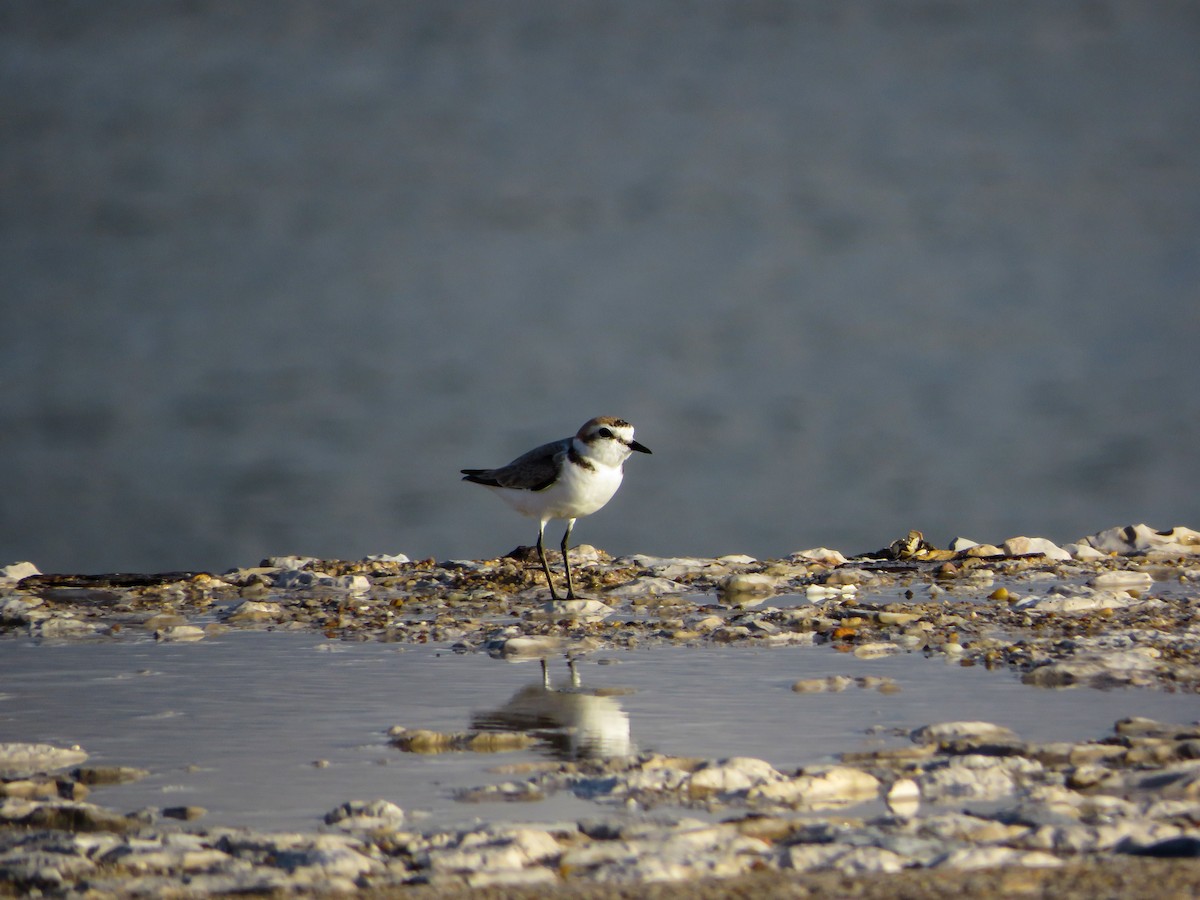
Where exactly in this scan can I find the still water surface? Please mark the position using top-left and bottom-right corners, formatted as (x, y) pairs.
(2, 631), (1198, 832)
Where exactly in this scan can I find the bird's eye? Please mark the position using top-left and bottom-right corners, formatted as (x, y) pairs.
(598, 428), (613, 438)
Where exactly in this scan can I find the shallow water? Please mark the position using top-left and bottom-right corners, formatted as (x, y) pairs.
(2, 631), (1198, 833)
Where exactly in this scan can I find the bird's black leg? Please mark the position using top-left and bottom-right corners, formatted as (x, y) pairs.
(561, 518), (576, 599)
(536, 524), (560, 600)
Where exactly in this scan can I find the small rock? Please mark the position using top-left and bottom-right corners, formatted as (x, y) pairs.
(1083, 524), (1200, 557)
(689, 757), (779, 794)
(877, 611), (920, 626)
(272, 841), (382, 880)
(919, 755), (1041, 802)
(36, 616), (100, 639)
(0, 743), (88, 779)
(720, 573), (777, 596)
(792, 676), (854, 693)
(489, 635), (563, 659)
(604, 577), (687, 599)
(272, 570), (371, 593)
(1001, 537), (1071, 560)
(1089, 570), (1154, 591)
(72, 766), (149, 786)
(5, 799), (136, 833)
(934, 846), (1062, 869)
(0, 561), (40, 583)
(162, 805), (206, 821)
(542, 599), (612, 620)
(752, 765), (878, 808)
(141, 613), (189, 631)
(421, 825), (561, 875)
(226, 600), (285, 623)
(1022, 648), (1161, 689)
(324, 799), (405, 831)
(361, 553), (411, 564)
(155, 624), (206, 642)
(912, 721), (1020, 746)
(1064, 542), (1107, 560)
(624, 555), (728, 579)
(825, 568), (868, 586)
(1013, 592), (1133, 613)
(853, 641), (899, 659)
(962, 543), (1005, 557)
(789, 548), (848, 566)
(0, 597), (44, 624)
(1102, 759), (1200, 798)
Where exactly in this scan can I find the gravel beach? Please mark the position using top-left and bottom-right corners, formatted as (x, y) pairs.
(3, 523), (1200, 896)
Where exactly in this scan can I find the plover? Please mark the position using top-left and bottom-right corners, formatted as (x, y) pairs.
(461, 417), (651, 600)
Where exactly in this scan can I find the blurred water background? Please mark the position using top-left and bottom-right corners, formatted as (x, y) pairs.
(3, 2), (1198, 574)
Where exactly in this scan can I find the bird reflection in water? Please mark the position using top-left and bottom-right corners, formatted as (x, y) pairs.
(471, 657), (633, 761)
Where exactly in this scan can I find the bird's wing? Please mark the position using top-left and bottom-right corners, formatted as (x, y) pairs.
(465, 438), (568, 492)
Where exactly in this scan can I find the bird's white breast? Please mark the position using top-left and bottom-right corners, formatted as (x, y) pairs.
(492, 452), (624, 522)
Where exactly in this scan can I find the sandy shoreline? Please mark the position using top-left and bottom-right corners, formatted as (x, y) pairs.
(2, 523), (1200, 895)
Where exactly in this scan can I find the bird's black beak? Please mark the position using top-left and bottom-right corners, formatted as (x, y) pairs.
(629, 439), (652, 454)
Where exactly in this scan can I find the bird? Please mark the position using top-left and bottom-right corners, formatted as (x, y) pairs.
(461, 417), (651, 600)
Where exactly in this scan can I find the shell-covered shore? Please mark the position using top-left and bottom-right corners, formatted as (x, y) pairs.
(3, 523), (1200, 896)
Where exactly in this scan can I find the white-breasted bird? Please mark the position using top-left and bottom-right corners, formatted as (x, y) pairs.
(461, 417), (651, 600)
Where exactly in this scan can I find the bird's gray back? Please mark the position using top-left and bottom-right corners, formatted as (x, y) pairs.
(486, 436), (570, 491)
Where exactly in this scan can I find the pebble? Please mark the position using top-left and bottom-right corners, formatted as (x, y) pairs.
(918, 755), (1038, 802)
(488, 635), (564, 660)
(963, 543), (1006, 557)
(622, 555), (732, 580)
(542, 599), (612, 620)
(0, 562), (40, 583)
(719, 573), (777, 596)
(1084, 524), (1200, 557)
(912, 721), (1021, 749)
(1002, 537), (1072, 561)
(73, 766), (149, 786)
(272, 570), (372, 593)
(162, 805), (207, 821)
(155, 624), (207, 641)
(689, 757), (779, 794)
(805, 584), (857, 600)
(1013, 592), (1133, 613)
(603, 577), (688, 599)
(756, 765), (880, 808)
(877, 610), (921, 626)
(792, 675), (856, 693)
(1089, 570), (1154, 591)
(853, 641), (900, 659)
(789, 547), (848, 566)
(225, 600), (285, 623)
(324, 799), (406, 831)
(0, 744), (88, 779)
(33, 616), (99, 639)
(1022, 648), (1162, 689)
